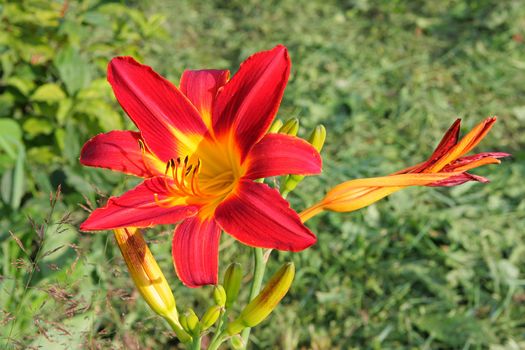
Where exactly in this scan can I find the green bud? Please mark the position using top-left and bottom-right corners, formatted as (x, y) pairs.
(223, 263), (243, 308)
(213, 285), (227, 307)
(230, 335), (244, 349)
(182, 309), (200, 334)
(279, 118), (299, 136)
(282, 174), (302, 194)
(200, 305), (222, 331)
(268, 119), (283, 133)
(281, 124), (326, 194)
(308, 124), (326, 152)
(227, 262), (295, 335)
(179, 313), (189, 332)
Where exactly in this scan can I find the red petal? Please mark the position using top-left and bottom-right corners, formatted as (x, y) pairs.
(80, 131), (163, 177)
(428, 172), (489, 187)
(212, 45), (291, 159)
(215, 180), (316, 251)
(180, 69), (230, 127)
(172, 217), (221, 288)
(445, 152), (511, 170)
(80, 178), (198, 231)
(407, 119), (461, 173)
(107, 57), (207, 162)
(244, 134), (322, 179)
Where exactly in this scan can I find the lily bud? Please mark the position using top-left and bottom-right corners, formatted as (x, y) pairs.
(308, 124), (326, 152)
(200, 305), (222, 330)
(182, 309), (200, 335)
(230, 335), (244, 349)
(224, 263), (243, 308)
(213, 285), (227, 307)
(269, 118), (284, 133)
(282, 125), (326, 194)
(227, 262), (295, 335)
(279, 118), (299, 136)
(113, 228), (190, 342)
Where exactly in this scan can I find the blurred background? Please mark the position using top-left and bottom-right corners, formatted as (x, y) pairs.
(1, 0), (524, 349)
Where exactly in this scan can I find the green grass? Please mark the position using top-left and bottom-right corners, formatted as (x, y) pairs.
(1, 0), (524, 349)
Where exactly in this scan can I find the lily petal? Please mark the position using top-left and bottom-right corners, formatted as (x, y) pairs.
(428, 173), (490, 187)
(215, 180), (316, 251)
(426, 117), (497, 172)
(212, 45), (291, 159)
(444, 152), (511, 171)
(180, 69), (230, 129)
(80, 131), (163, 177)
(108, 57), (207, 162)
(80, 178), (198, 231)
(406, 119), (461, 173)
(244, 133), (322, 179)
(172, 217), (221, 288)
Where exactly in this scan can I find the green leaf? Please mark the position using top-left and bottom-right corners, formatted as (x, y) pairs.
(0, 118), (22, 159)
(22, 118), (54, 137)
(11, 148), (25, 209)
(0, 147), (25, 210)
(5, 76), (35, 96)
(31, 83), (66, 102)
(55, 46), (92, 95)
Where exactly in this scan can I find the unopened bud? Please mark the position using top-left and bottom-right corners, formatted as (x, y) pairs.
(269, 119), (283, 133)
(281, 174), (302, 194)
(224, 263), (242, 308)
(282, 124), (326, 194)
(200, 305), (222, 330)
(213, 285), (227, 307)
(182, 309), (200, 335)
(308, 124), (326, 152)
(230, 335), (244, 349)
(113, 228), (190, 343)
(227, 262), (295, 335)
(279, 118), (299, 136)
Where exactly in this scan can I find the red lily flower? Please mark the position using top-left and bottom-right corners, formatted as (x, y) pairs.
(299, 117), (510, 221)
(80, 46), (321, 287)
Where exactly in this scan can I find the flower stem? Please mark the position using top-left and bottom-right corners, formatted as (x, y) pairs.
(189, 335), (201, 350)
(239, 183), (288, 348)
(240, 246), (267, 347)
(208, 309), (227, 349)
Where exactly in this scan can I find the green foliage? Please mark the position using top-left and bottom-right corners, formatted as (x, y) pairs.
(1, 0), (524, 349)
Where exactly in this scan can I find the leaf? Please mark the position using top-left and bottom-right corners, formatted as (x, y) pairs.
(22, 118), (54, 138)
(5, 76), (35, 96)
(54, 46), (92, 95)
(0, 118), (22, 159)
(0, 152), (25, 210)
(31, 83), (66, 102)
(11, 148), (25, 209)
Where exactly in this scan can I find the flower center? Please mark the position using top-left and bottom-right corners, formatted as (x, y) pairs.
(156, 135), (244, 204)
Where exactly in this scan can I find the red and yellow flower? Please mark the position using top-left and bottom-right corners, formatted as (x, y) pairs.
(299, 117), (510, 221)
(80, 46), (321, 287)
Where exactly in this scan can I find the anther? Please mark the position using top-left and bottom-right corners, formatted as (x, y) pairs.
(137, 139), (154, 175)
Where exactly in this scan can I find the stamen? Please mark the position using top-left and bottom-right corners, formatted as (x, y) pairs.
(163, 159), (172, 190)
(137, 139), (154, 175)
(192, 159), (206, 196)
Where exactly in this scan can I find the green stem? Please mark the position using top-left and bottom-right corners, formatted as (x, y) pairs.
(240, 247), (267, 347)
(239, 188), (289, 348)
(208, 309), (227, 348)
(190, 335), (202, 350)
(165, 311), (192, 344)
(208, 330), (227, 350)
